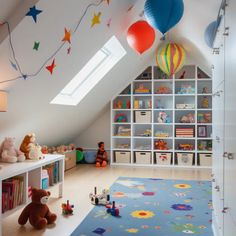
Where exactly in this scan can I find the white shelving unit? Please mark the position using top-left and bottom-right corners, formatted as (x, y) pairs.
(111, 65), (212, 168)
(0, 154), (64, 236)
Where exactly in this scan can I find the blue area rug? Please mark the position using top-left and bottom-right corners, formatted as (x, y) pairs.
(71, 177), (213, 236)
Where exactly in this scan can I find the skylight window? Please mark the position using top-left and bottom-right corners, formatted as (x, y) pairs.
(50, 36), (126, 106)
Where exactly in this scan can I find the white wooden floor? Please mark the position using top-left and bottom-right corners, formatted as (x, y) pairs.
(2, 164), (211, 236)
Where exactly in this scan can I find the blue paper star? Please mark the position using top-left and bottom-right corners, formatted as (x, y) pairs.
(26, 6), (42, 23)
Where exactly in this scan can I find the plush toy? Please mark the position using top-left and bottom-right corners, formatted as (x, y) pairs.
(0, 137), (25, 163)
(18, 188), (57, 230)
(157, 111), (167, 123)
(20, 133), (44, 160)
(154, 139), (168, 150)
(41, 145), (48, 154)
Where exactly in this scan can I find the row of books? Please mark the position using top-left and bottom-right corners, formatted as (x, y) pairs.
(42, 161), (60, 187)
(2, 176), (24, 213)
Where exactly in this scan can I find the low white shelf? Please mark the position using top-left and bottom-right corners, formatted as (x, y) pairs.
(0, 154), (64, 236)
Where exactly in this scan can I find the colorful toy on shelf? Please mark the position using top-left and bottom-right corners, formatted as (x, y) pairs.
(178, 143), (194, 151)
(156, 86), (172, 94)
(114, 100), (130, 109)
(106, 201), (120, 217)
(89, 187), (110, 205)
(61, 200), (74, 215)
(134, 84), (150, 94)
(202, 87), (209, 94)
(114, 114), (127, 123)
(180, 113), (195, 123)
(157, 111), (171, 123)
(198, 113), (211, 123)
(154, 131), (169, 138)
(139, 129), (152, 137)
(116, 126), (131, 136)
(178, 70), (186, 79)
(154, 139), (168, 150)
(201, 96), (209, 108)
(177, 84), (195, 94)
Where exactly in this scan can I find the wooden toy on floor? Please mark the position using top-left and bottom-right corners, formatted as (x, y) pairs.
(106, 201), (120, 217)
(61, 200), (74, 215)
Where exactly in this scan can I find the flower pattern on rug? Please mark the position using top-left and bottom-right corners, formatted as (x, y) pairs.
(171, 204), (193, 211)
(131, 210), (155, 219)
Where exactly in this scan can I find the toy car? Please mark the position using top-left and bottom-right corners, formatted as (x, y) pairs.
(89, 187), (110, 205)
(106, 201), (120, 217)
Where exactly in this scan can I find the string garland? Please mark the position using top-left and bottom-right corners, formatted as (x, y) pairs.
(0, 0), (104, 84)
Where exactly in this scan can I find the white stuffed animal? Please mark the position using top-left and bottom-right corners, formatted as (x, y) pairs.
(0, 137), (25, 163)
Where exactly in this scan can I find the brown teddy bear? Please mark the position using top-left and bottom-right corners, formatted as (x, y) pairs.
(20, 133), (44, 160)
(18, 188), (57, 229)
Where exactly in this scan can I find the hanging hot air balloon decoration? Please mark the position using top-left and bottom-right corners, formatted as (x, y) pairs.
(156, 43), (186, 76)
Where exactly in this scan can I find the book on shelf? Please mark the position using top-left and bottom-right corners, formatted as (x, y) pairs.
(42, 161), (60, 188)
(2, 176), (24, 213)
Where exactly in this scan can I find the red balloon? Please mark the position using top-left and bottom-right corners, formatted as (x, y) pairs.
(127, 20), (155, 54)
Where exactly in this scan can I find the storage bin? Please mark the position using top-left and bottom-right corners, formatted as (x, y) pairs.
(135, 111), (151, 123)
(65, 151), (76, 171)
(177, 153), (194, 166)
(155, 152), (172, 165)
(115, 151), (131, 163)
(199, 153), (212, 166)
(135, 152), (151, 164)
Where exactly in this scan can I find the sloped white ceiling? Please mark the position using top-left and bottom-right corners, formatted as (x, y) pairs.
(0, 0), (221, 146)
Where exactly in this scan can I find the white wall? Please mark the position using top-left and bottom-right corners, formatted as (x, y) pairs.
(74, 105), (111, 150)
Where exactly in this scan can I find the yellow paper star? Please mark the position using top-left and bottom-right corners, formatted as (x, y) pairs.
(91, 12), (101, 27)
(62, 28), (71, 44)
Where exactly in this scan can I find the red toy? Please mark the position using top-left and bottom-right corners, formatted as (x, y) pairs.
(61, 200), (74, 215)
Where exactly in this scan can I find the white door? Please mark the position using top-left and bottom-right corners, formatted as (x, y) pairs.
(223, 0), (236, 235)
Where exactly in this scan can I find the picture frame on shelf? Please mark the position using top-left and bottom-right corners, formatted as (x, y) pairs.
(198, 125), (207, 137)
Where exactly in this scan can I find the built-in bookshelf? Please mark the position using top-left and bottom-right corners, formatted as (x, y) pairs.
(111, 65), (212, 168)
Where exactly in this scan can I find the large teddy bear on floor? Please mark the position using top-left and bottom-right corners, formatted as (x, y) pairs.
(18, 188), (57, 229)
(20, 133), (44, 160)
(0, 137), (25, 163)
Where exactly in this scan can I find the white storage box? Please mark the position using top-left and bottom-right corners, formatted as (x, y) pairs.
(135, 152), (151, 164)
(176, 104), (195, 109)
(115, 151), (131, 163)
(199, 153), (212, 166)
(155, 152), (172, 165)
(177, 153), (193, 166)
(135, 111), (151, 123)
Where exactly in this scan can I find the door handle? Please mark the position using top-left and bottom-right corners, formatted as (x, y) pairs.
(223, 152), (234, 160)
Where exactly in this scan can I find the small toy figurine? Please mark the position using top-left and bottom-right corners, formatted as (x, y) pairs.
(179, 70), (186, 79)
(202, 87), (209, 94)
(201, 97), (209, 108)
(61, 200), (74, 215)
(89, 187), (110, 205)
(106, 201), (120, 217)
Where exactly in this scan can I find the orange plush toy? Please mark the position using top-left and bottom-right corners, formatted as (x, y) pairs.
(18, 188), (57, 230)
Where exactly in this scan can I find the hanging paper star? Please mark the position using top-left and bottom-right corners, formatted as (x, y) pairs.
(62, 28), (71, 44)
(33, 41), (40, 50)
(9, 60), (18, 71)
(67, 47), (71, 54)
(107, 18), (112, 28)
(127, 5), (134, 12)
(26, 6), (42, 23)
(104, 0), (110, 5)
(46, 59), (56, 75)
(22, 75), (27, 80)
(91, 12), (101, 27)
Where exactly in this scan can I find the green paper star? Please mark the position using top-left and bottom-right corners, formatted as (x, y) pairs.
(33, 41), (40, 50)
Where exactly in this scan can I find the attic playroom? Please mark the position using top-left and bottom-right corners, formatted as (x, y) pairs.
(0, 0), (235, 235)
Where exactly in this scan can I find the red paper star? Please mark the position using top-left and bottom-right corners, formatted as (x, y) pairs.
(62, 28), (71, 44)
(46, 59), (56, 75)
